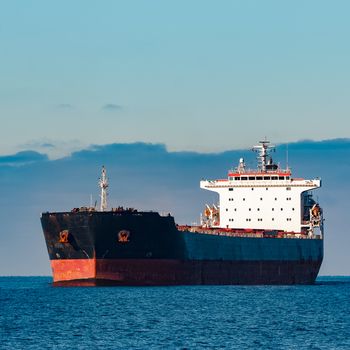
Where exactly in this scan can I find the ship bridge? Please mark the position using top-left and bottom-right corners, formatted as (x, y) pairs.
(200, 141), (323, 237)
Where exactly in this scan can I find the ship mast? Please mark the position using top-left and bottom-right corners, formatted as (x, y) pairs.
(99, 166), (109, 211)
(253, 140), (275, 172)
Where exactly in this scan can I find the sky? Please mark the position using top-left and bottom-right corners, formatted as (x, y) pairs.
(1, 1), (350, 157)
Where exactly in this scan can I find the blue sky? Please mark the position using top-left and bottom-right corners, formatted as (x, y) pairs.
(1, 1), (350, 157)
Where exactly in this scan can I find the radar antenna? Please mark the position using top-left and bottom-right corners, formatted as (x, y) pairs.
(99, 166), (109, 211)
(252, 140), (275, 172)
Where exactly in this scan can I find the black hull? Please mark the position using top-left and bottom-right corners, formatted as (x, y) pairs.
(41, 211), (323, 285)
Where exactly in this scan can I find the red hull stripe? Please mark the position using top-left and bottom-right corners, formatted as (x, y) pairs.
(51, 259), (96, 282)
(50, 259), (321, 285)
(228, 173), (291, 177)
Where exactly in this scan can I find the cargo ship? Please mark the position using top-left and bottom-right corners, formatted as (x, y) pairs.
(41, 141), (324, 286)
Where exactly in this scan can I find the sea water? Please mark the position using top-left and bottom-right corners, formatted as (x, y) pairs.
(1, 276), (349, 349)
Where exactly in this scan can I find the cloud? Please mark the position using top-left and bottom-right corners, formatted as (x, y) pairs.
(18, 139), (87, 160)
(40, 143), (55, 148)
(102, 104), (123, 112)
(21, 141), (56, 149)
(0, 151), (48, 166)
(56, 103), (74, 110)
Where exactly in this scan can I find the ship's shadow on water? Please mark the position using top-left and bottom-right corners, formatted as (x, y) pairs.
(314, 276), (350, 286)
(50, 282), (350, 288)
(48, 275), (350, 288)
(46, 276), (350, 288)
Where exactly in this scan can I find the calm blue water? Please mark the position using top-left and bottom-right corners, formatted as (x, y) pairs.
(1, 277), (349, 350)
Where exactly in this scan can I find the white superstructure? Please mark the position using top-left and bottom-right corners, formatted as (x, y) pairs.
(200, 141), (323, 237)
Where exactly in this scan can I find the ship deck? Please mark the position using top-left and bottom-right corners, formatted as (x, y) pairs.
(176, 225), (322, 240)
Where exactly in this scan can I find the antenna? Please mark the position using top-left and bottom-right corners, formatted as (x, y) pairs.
(286, 144), (289, 170)
(99, 166), (109, 211)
